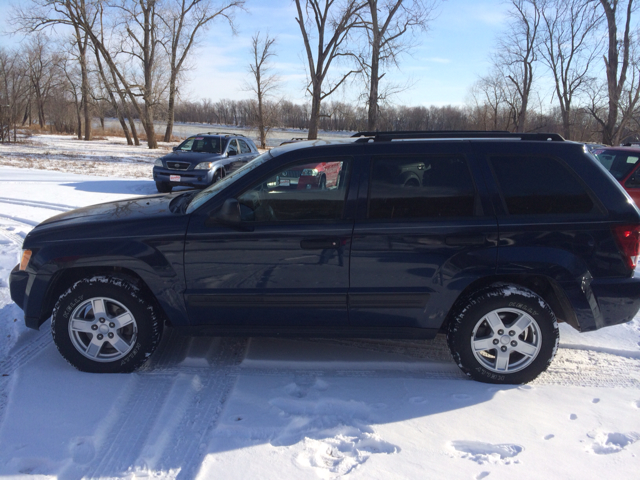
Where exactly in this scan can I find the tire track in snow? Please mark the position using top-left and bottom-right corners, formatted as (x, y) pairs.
(78, 337), (249, 479)
(0, 197), (75, 212)
(0, 227), (23, 247)
(0, 214), (39, 227)
(0, 328), (52, 429)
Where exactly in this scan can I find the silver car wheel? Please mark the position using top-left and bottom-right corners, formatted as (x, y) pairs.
(68, 297), (138, 363)
(470, 307), (542, 374)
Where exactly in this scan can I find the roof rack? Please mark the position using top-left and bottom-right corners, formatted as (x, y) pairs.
(279, 137), (308, 146)
(195, 132), (247, 137)
(351, 130), (565, 142)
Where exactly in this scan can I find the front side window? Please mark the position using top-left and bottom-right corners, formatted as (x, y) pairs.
(368, 155), (476, 219)
(595, 151), (640, 180)
(227, 139), (239, 156)
(490, 155), (594, 215)
(237, 158), (351, 222)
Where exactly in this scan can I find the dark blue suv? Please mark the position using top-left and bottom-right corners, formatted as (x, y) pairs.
(9, 131), (640, 383)
(152, 132), (259, 193)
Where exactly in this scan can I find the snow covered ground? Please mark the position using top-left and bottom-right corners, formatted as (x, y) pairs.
(0, 136), (639, 479)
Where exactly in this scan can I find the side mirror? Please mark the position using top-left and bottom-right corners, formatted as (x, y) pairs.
(172, 146), (179, 151)
(207, 198), (253, 231)
(228, 150), (237, 156)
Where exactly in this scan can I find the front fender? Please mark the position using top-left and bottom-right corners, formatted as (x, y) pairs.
(23, 237), (188, 329)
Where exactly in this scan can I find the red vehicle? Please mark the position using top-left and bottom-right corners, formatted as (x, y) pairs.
(593, 147), (640, 204)
(297, 161), (343, 190)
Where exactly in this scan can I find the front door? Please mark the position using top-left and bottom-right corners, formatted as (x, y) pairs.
(184, 156), (356, 329)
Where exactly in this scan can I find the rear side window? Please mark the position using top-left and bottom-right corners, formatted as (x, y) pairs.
(238, 139), (252, 154)
(368, 155), (476, 219)
(490, 155), (594, 215)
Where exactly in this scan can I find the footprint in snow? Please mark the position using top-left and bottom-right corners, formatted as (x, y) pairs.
(592, 398), (600, 404)
(570, 414), (578, 420)
(476, 472), (490, 480)
(453, 394), (471, 401)
(70, 437), (95, 464)
(588, 431), (640, 455)
(449, 441), (523, 465)
(409, 396), (428, 404)
(634, 400), (640, 409)
(544, 434), (555, 440)
(285, 375), (328, 398)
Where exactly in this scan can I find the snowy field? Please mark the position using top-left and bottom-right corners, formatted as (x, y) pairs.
(0, 136), (639, 479)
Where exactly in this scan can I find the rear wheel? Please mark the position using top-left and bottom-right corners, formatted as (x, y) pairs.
(447, 285), (559, 384)
(156, 181), (172, 193)
(52, 275), (163, 373)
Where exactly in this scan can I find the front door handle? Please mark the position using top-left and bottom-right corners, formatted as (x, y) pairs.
(445, 235), (486, 246)
(300, 237), (341, 249)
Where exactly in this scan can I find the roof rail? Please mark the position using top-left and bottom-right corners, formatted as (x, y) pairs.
(351, 130), (565, 142)
(195, 132), (246, 137)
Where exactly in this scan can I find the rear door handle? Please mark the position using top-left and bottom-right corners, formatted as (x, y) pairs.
(445, 235), (486, 246)
(300, 237), (341, 249)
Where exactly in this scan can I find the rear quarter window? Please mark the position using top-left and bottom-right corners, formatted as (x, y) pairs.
(490, 155), (594, 215)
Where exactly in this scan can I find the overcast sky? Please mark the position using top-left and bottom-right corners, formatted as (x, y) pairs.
(0, 0), (509, 107)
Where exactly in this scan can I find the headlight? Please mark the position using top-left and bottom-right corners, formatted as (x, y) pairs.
(154, 159), (163, 166)
(301, 168), (319, 176)
(19, 249), (32, 271)
(195, 162), (213, 170)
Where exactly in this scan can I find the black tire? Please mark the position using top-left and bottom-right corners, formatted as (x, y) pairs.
(211, 170), (222, 185)
(156, 181), (172, 193)
(51, 275), (163, 373)
(447, 285), (559, 384)
(403, 178), (420, 187)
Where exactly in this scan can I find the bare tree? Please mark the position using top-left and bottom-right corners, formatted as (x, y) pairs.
(538, 0), (602, 139)
(495, 0), (541, 132)
(26, 35), (61, 129)
(0, 48), (29, 142)
(294, 0), (366, 140)
(360, 0), (436, 131)
(597, 0), (637, 145)
(14, 0), (98, 141)
(246, 32), (279, 148)
(161, 0), (245, 142)
(470, 69), (511, 131)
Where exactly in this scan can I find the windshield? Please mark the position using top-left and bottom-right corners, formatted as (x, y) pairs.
(186, 150), (274, 213)
(177, 136), (221, 154)
(594, 151), (640, 180)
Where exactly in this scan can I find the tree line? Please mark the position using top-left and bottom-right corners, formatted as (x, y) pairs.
(1, 1), (639, 148)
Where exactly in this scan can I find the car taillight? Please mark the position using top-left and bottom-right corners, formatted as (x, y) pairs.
(612, 225), (640, 269)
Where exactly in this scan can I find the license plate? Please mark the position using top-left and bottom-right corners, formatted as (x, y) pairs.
(170, 175), (181, 182)
(279, 179), (290, 186)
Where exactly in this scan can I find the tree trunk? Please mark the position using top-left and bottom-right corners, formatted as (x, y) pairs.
(164, 71), (177, 142)
(80, 48), (91, 141)
(367, 17), (381, 131)
(308, 88), (321, 140)
(76, 99), (82, 139)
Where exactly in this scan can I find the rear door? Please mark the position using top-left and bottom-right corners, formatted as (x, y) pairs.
(349, 142), (498, 332)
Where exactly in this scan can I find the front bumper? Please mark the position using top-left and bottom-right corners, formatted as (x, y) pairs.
(153, 167), (214, 188)
(9, 263), (28, 311)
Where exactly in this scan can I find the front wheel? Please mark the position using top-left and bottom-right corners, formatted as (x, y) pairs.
(447, 285), (559, 384)
(52, 275), (163, 373)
